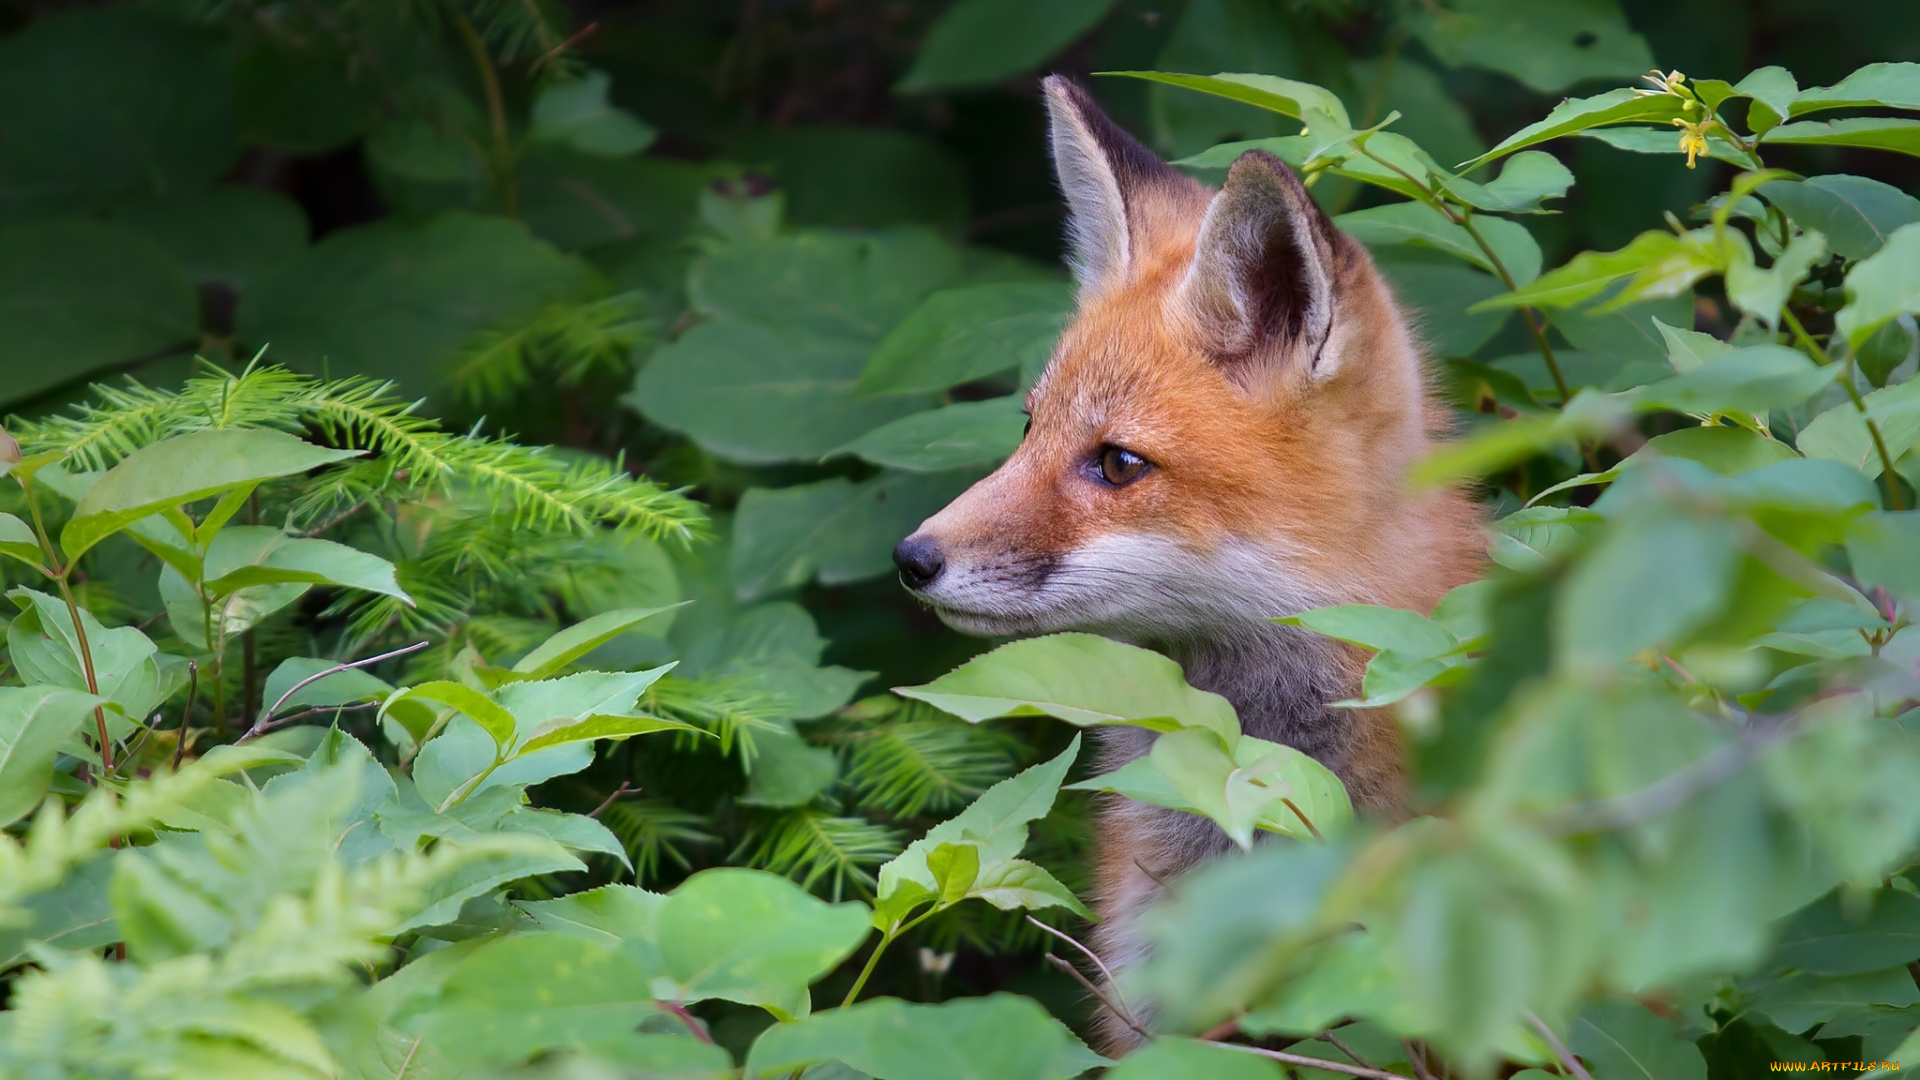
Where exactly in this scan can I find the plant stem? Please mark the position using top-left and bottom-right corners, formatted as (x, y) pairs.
(18, 479), (115, 777)
(1208, 1041), (1410, 1080)
(456, 15), (518, 217)
(841, 909), (934, 1008)
(1782, 307), (1907, 510)
(1526, 1012), (1595, 1080)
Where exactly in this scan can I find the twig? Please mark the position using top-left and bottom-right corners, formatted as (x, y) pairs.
(588, 781), (636, 818)
(658, 1001), (716, 1046)
(1782, 306), (1906, 510)
(531, 19), (599, 71)
(173, 661), (199, 770)
(1323, 1029), (1379, 1072)
(238, 641), (429, 742)
(455, 15), (518, 217)
(1403, 1038), (1440, 1080)
(1198, 1018), (1242, 1042)
(1046, 954), (1150, 1039)
(1526, 1012), (1594, 1080)
(1026, 916), (1141, 1033)
(1279, 797), (1324, 841)
(1209, 1040), (1413, 1080)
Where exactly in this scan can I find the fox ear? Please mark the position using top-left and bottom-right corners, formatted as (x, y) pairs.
(1177, 149), (1339, 378)
(1042, 75), (1187, 299)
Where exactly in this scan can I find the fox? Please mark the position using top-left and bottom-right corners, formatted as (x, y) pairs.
(891, 76), (1484, 1046)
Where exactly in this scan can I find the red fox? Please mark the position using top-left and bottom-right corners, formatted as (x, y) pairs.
(893, 76), (1482, 1045)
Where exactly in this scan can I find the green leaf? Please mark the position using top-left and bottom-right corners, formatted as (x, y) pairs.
(1145, 728), (1352, 848)
(1473, 230), (1721, 312)
(1772, 889), (1920, 977)
(927, 842), (981, 906)
(529, 70), (657, 156)
(1749, 968), (1920, 1033)
(876, 738), (1080, 917)
(858, 281), (1072, 396)
(1848, 512), (1920, 600)
(898, 634), (1240, 743)
(1103, 71), (1352, 127)
(1726, 230), (1828, 328)
(1575, 125), (1750, 166)
(1761, 176), (1920, 261)
(1638, 427), (1801, 475)
(1763, 118), (1920, 159)
(1465, 87), (1690, 171)
(1790, 62), (1920, 116)
(1837, 222), (1920, 350)
(519, 711), (701, 755)
(1569, 998), (1708, 1080)
(731, 469), (978, 601)
(1556, 511), (1741, 669)
(0, 511), (45, 571)
(201, 526), (409, 602)
(1336, 202), (1542, 284)
(1489, 506), (1605, 571)
(259, 658), (393, 718)
(0, 8), (237, 216)
(834, 396), (1027, 471)
(1103, 1038), (1282, 1080)
(725, 127), (974, 235)
(657, 868), (872, 1019)
(1277, 605), (1459, 659)
(416, 932), (669, 1067)
(899, 0), (1117, 93)
(0, 686), (105, 827)
(384, 681), (519, 751)
(105, 185), (309, 296)
(1654, 316), (1735, 372)
(1374, 251), (1512, 357)
(1445, 151), (1577, 213)
(511, 605), (683, 680)
(238, 212), (601, 389)
(0, 855), (117, 968)
(968, 858), (1093, 919)
(0, 220), (198, 408)
(59, 429), (360, 562)
(7, 587), (175, 728)
(1627, 345), (1839, 417)
(745, 993), (1100, 1080)
(1406, 0), (1653, 95)
(1798, 379), (1920, 480)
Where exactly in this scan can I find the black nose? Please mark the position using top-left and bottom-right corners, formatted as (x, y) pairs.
(893, 536), (944, 590)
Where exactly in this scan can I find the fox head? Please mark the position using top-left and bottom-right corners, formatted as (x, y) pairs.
(895, 77), (1479, 644)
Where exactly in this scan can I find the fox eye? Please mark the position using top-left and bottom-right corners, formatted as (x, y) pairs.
(1096, 445), (1150, 487)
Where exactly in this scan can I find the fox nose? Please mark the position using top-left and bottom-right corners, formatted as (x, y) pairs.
(893, 536), (945, 590)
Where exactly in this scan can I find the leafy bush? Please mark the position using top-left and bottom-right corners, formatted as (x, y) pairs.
(4, 0), (1920, 1078)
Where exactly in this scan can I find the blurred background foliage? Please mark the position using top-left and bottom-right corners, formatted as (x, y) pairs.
(3, 0), (1920, 1048)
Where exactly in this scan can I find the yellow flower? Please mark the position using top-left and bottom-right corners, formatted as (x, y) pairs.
(1672, 117), (1714, 168)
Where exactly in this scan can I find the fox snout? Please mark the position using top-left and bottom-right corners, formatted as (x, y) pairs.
(891, 534), (943, 590)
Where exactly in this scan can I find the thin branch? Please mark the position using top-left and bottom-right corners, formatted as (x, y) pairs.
(531, 19), (599, 71)
(1025, 916), (1140, 1032)
(588, 781), (637, 818)
(1209, 1040), (1413, 1080)
(1783, 306), (1906, 510)
(1403, 1038), (1440, 1080)
(657, 1001), (716, 1046)
(238, 641), (430, 742)
(1322, 1029), (1379, 1073)
(455, 15), (519, 217)
(173, 661), (199, 770)
(1046, 954), (1150, 1040)
(1279, 797), (1324, 841)
(1526, 1012), (1595, 1080)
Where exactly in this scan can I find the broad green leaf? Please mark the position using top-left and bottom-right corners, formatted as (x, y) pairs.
(529, 70), (656, 156)
(1465, 88), (1690, 171)
(1474, 230), (1727, 312)
(1569, 998), (1708, 1080)
(1277, 605), (1459, 659)
(1102, 1037), (1282, 1080)
(1732, 66), (1799, 134)
(724, 126), (978, 235)
(1726, 230), (1828, 328)
(516, 883), (667, 960)
(1627, 345), (1839, 417)
(1749, 968), (1920, 1034)
(1374, 251), (1511, 357)
(833, 396), (1027, 471)
(1556, 511), (1742, 669)
(105, 185), (308, 296)
(858, 282), (1071, 396)
(415, 932), (667, 1067)
(201, 526), (409, 601)
(1337, 202), (1542, 284)
(968, 858), (1093, 918)
(7, 586), (175, 729)
(392, 839), (587, 934)
(1790, 62), (1920, 116)
(1772, 889), (1920, 977)
(1848, 512), (1920, 600)
(518, 711), (701, 755)
(0, 220), (199, 408)
(1798, 379), (1920, 479)
(383, 681), (519, 751)
(512, 605), (683, 680)
(656, 868), (872, 1019)
(0, 686), (105, 827)
(1575, 125), (1750, 166)
(745, 993), (1100, 1080)
(1149, 729), (1352, 847)
(60, 430), (360, 561)
(876, 738), (1080, 913)
(1489, 506), (1605, 571)
(898, 0), (1117, 93)
(1412, 391), (1632, 487)
(1837, 222), (1920, 350)
(1103, 71), (1352, 127)
(1763, 118), (1920, 159)
(898, 634), (1239, 742)
(730, 469), (978, 601)
(1761, 176), (1920, 260)
(693, 228), (962, 341)
(1654, 316), (1735, 372)
(1637, 427), (1801, 475)
(0, 8), (237, 216)
(1443, 151), (1576, 214)
(927, 842), (981, 906)
(0, 856), (117, 968)
(239, 212), (601, 388)
(1406, 0), (1653, 95)
(0, 511), (45, 570)
(496, 807), (632, 870)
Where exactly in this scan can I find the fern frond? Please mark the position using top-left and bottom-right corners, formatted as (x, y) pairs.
(598, 799), (718, 885)
(734, 810), (903, 902)
(447, 291), (652, 404)
(644, 676), (785, 764)
(832, 706), (1017, 819)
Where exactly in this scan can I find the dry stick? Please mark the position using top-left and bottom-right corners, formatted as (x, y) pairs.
(1782, 307), (1906, 510)
(173, 660), (199, 770)
(1210, 1041), (1411, 1080)
(531, 19), (599, 71)
(1025, 916), (1142, 1032)
(454, 15), (518, 217)
(1526, 1012), (1595, 1080)
(238, 641), (430, 742)
(1322, 1029), (1379, 1072)
(1403, 1038), (1440, 1080)
(1045, 954), (1150, 1040)
(588, 780), (636, 818)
